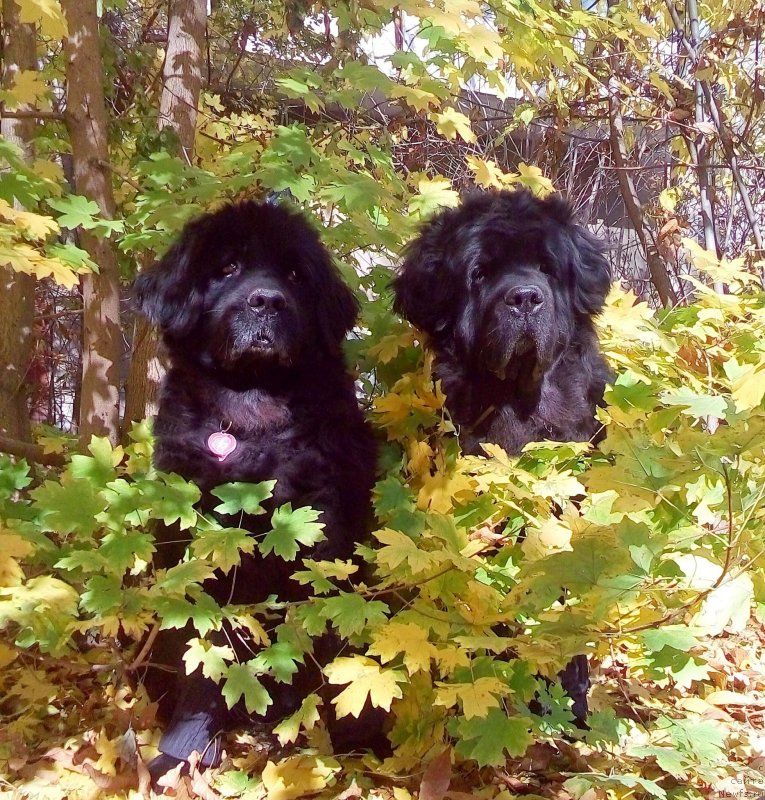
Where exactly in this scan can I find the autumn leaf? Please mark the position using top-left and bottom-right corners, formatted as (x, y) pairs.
(368, 621), (437, 674)
(221, 662), (272, 714)
(258, 503), (326, 561)
(434, 108), (476, 143)
(273, 695), (322, 745)
(262, 755), (340, 800)
(434, 677), (507, 719)
(324, 656), (406, 718)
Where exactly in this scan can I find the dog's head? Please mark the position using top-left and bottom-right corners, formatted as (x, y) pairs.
(134, 201), (358, 373)
(393, 189), (611, 378)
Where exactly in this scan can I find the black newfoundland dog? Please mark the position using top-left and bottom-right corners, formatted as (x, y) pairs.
(134, 200), (377, 779)
(393, 188), (612, 721)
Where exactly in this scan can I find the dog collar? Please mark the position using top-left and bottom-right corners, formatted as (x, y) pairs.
(207, 424), (237, 462)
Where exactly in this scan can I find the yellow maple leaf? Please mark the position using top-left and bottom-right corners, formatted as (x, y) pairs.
(93, 729), (120, 776)
(466, 155), (508, 189)
(435, 645), (470, 675)
(529, 471), (584, 504)
(273, 695), (322, 745)
(732, 361), (765, 412)
(390, 84), (440, 112)
(406, 439), (434, 478)
(2, 69), (50, 110)
(0, 241), (87, 288)
(262, 755), (339, 800)
(409, 176), (460, 220)
(454, 579), (506, 627)
(17, 0), (68, 39)
(0, 200), (60, 241)
(521, 517), (573, 562)
(0, 531), (33, 586)
(373, 391), (415, 429)
(368, 622), (437, 675)
(367, 331), (416, 364)
(434, 676), (506, 719)
(507, 163), (556, 196)
(433, 107), (476, 143)
(324, 656), (405, 717)
(417, 467), (474, 513)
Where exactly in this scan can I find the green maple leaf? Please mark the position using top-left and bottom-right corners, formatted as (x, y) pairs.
(451, 708), (534, 766)
(55, 548), (107, 573)
(156, 560), (215, 593)
(294, 600), (329, 636)
(47, 194), (124, 236)
(0, 455), (31, 498)
(258, 503), (326, 561)
(80, 574), (123, 616)
(292, 559), (358, 595)
(100, 479), (148, 529)
(32, 476), (107, 537)
(143, 473), (200, 529)
(183, 638), (233, 682)
(211, 481), (275, 516)
(373, 476), (415, 519)
(67, 436), (122, 486)
(320, 592), (389, 638)
(640, 626), (702, 653)
(660, 387), (727, 420)
(154, 592), (223, 636)
(191, 527), (255, 573)
(221, 662), (272, 714)
(251, 641), (305, 683)
(98, 531), (155, 575)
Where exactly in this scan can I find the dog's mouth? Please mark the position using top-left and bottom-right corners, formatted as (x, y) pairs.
(482, 314), (556, 381)
(248, 330), (275, 351)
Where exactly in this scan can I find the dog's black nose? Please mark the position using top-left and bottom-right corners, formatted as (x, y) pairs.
(505, 285), (544, 314)
(248, 288), (286, 314)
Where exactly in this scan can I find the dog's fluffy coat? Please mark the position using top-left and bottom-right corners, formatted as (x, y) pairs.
(393, 188), (612, 721)
(134, 200), (377, 775)
(393, 188), (611, 456)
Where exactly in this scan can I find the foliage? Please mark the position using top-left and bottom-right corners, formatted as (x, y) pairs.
(3, 272), (765, 796)
(3, 0), (765, 796)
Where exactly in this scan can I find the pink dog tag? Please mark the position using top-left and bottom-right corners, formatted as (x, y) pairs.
(207, 431), (237, 462)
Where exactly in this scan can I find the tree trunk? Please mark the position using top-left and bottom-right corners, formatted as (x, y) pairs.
(0, 0), (37, 441)
(123, 0), (207, 431)
(159, 0), (206, 158)
(62, 0), (122, 444)
(606, 2), (676, 306)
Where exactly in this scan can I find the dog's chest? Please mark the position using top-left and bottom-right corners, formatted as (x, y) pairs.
(202, 391), (292, 467)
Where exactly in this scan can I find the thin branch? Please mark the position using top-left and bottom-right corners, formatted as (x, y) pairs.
(0, 109), (64, 120)
(0, 434), (66, 466)
(664, 0), (765, 253)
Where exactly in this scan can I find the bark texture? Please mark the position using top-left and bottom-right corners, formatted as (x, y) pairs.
(123, 0), (207, 430)
(0, 0), (37, 440)
(62, 0), (122, 443)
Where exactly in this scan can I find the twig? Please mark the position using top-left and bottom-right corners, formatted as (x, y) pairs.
(126, 622), (160, 672)
(0, 434), (66, 467)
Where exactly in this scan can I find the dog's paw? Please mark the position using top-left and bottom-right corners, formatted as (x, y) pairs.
(147, 752), (188, 791)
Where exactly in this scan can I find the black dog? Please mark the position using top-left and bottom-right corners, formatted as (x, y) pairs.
(393, 188), (612, 721)
(134, 200), (377, 778)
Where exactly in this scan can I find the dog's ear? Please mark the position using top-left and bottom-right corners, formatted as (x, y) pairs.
(540, 195), (611, 316)
(133, 233), (204, 338)
(565, 226), (612, 316)
(393, 225), (454, 337)
(312, 250), (360, 349)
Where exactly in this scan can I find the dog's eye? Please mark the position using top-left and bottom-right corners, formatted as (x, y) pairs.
(469, 265), (485, 284)
(222, 263), (240, 278)
(287, 269), (300, 283)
